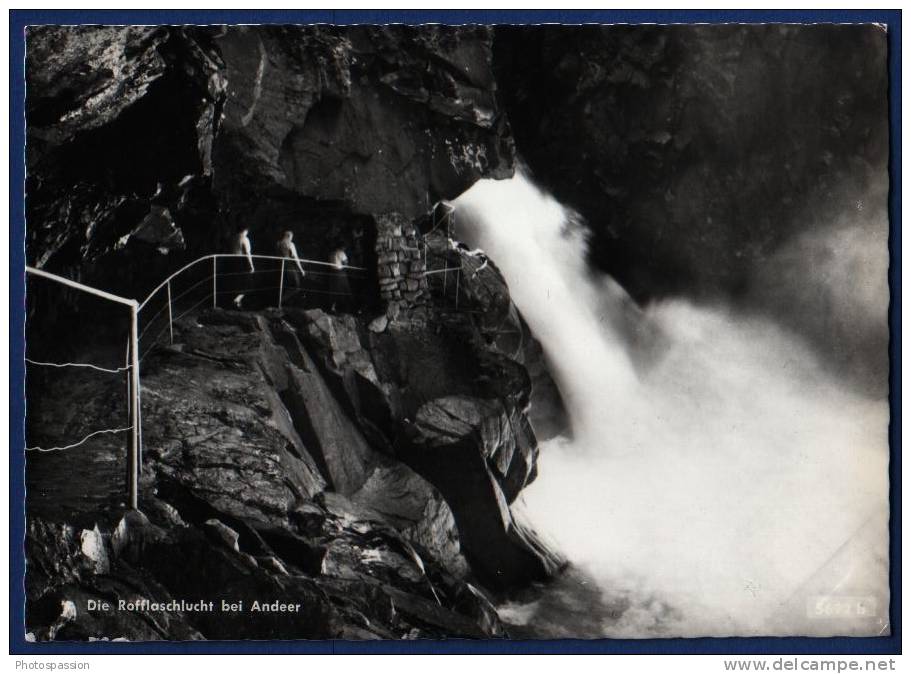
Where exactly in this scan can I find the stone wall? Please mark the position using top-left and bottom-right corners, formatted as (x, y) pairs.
(374, 212), (429, 322)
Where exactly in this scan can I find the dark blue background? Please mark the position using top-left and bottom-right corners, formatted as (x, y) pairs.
(8, 8), (902, 656)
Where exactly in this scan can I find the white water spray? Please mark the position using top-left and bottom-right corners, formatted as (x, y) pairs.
(453, 172), (889, 637)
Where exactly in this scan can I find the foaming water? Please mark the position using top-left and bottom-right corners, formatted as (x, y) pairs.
(453, 172), (889, 637)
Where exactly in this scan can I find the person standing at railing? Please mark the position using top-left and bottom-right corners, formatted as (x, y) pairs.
(328, 244), (351, 312)
(228, 226), (255, 309)
(233, 226), (255, 272)
(276, 230), (306, 300)
(449, 237), (488, 279)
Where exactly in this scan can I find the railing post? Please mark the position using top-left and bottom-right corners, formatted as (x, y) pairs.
(125, 334), (131, 419)
(212, 256), (217, 309)
(166, 280), (174, 344)
(278, 258), (285, 309)
(128, 303), (140, 511)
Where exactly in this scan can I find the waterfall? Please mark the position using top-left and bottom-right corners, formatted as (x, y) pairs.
(452, 171), (889, 637)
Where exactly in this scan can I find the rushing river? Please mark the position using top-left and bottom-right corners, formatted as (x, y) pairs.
(453, 172), (890, 637)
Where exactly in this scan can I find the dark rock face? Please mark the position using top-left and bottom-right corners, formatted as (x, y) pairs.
(215, 26), (514, 225)
(494, 24), (889, 303)
(402, 394), (563, 588)
(26, 25), (220, 276)
(25, 25), (514, 310)
(141, 312), (329, 521)
(26, 300), (559, 640)
(26, 518), (204, 641)
(285, 306), (565, 588)
(423, 231), (568, 437)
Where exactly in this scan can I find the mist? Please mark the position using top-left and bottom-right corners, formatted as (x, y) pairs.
(452, 171), (890, 637)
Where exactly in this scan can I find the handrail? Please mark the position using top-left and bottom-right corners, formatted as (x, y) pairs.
(137, 256), (211, 311)
(26, 266), (138, 307)
(27, 250), (381, 511)
(137, 253), (367, 312)
(222, 253), (366, 271)
(26, 264), (141, 509)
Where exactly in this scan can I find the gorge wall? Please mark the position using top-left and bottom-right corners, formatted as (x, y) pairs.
(26, 24), (514, 319)
(24, 24), (562, 641)
(26, 24), (889, 318)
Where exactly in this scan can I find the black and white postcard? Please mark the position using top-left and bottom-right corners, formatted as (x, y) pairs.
(18, 19), (894, 645)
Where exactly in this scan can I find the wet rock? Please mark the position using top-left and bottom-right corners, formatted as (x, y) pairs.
(26, 518), (204, 641)
(124, 308), (511, 634)
(368, 314), (389, 333)
(423, 232), (568, 438)
(289, 304), (563, 591)
(295, 491), (504, 637)
(47, 600), (78, 641)
(30, 285), (564, 637)
(111, 510), (168, 564)
(351, 463), (470, 580)
(256, 555), (291, 576)
(131, 205), (186, 253)
(141, 311), (328, 526)
(285, 308), (400, 451)
(402, 396), (565, 589)
(264, 316), (380, 495)
(26, 26), (169, 152)
(453, 582), (505, 638)
(203, 519), (241, 551)
(79, 525), (109, 575)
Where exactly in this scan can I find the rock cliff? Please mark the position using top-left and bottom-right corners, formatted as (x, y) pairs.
(27, 284), (564, 639)
(26, 25), (514, 305)
(24, 23), (565, 641)
(494, 24), (889, 302)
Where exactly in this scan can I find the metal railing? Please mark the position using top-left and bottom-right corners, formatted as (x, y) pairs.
(25, 240), (464, 512)
(24, 254), (366, 512)
(424, 264), (462, 309)
(25, 265), (142, 510)
(422, 202), (464, 309)
(136, 253), (367, 360)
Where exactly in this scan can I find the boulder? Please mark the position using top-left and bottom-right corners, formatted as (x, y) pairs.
(351, 463), (470, 579)
(110, 510), (168, 563)
(141, 311), (328, 526)
(401, 395), (565, 589)
(203, 519), (241, 551)
(288, 306), (564, 590)
(263, 315), (380, 495)
(78, 526), (110, 575)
